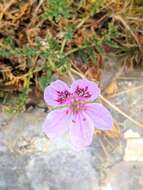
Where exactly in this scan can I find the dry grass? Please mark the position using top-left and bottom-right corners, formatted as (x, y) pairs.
(0, 0), (142, 112)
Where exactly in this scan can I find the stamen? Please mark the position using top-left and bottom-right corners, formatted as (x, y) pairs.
(56, 90), (71, 104)
(75, 86), (91, 98)
(70, 100), (86, 114)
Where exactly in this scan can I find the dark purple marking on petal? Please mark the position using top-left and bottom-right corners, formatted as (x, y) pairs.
(83, 118), (86, 121)
(56, 90), (71, 104)
(66, 110), (69, 115)
(75, 86), (91, 98)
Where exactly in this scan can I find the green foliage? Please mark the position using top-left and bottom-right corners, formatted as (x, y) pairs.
(15, 47), (38, 58)
(88, 47), (97, 64)
(91, 0), (105, 13)
(47, 37), (60, 51)
(78, 48), (89, 64)
(64, 25), (75, 41)
(78, 46), (97, 65)
(75, 22), (120, 64)
(9, 87), (29, 113)
(39, 69), (53, 90)
(108, 23), (119, 37)
(0, 47), (38, 58)
(1, 0), (131, 113)
(18, 88), (29, 105)
(4, 37), (15, 48)
(92, 35), (104, 54)
(102, 23), (120, 40)
(55, 55), (68, 67)
(0, 48), (12, 58)
(102, 23), (120, 49)
(42, 0), (70, 20)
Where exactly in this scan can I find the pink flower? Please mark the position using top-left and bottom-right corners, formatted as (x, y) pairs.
(43, 79), (113, 149)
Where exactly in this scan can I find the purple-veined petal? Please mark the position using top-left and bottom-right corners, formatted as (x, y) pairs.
(85, 103), (113, 130)
(69, 112), (94, 149)
(71, 79), (100, 101)
(44, 80), (71, 106)
(43, 108), (70, 138)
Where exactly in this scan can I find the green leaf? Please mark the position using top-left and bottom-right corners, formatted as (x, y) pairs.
(88, 47), (97, 64)
(42, 0), (70, 20)
(39, 70), (53, 90)
(4, 37), (15, 48)
(64, 25), (75, 40)
(47, 37), (60, 51)
(0, 48), (12, 58)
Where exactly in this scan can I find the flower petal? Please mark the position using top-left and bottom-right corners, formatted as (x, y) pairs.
(71, 79), (100, 101)
(43, 108), (70, 138)
(85, 103), (113, 130)
(69, 112), (94, 149)
(44, 80), (71, 106)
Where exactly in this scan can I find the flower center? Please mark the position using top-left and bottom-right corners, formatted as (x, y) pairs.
(70, 100), (85, 114)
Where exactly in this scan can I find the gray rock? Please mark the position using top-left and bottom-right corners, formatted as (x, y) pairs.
(0, 153), (32, 190)
(26, 150), (99, 190)
(106, 162), (143, 190)
(90, 136), (125, 170)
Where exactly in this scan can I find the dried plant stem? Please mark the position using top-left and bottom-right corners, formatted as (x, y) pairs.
(100, 95), (143, 128)
(68, 71), (75, 83)
(118, 76), (142, 80)
(76, 15), (90, 29)
(113, 15), (143, 53)
(98, 138), (110, 159)
(27, 0), (43, 27)
(60, 39), (67, 54)
(71, 68), (86, 79)
(0, 0), (16, 21)
(103, 136), (115, 149)
(110, 84), (143, 98)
